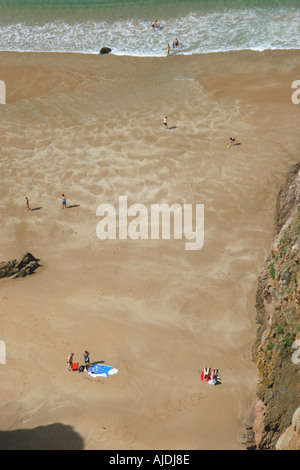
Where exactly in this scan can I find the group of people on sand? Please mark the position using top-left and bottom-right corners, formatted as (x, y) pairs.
(67, 350), (90, 371)
(25, 194), (67, 211)
(201, 367), (221, 386)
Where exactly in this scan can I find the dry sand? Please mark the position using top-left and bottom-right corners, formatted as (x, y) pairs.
(0, 49), (299, 450)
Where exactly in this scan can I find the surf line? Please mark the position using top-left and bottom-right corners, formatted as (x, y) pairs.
(96, 196), (204, 251)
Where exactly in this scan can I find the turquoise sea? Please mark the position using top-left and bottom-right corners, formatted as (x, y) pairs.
(0, 0), (299, 56)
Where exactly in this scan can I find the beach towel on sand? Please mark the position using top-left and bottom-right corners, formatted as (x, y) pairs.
(88, 364), (118, 378)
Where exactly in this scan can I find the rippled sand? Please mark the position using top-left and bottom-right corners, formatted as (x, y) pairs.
(0, 50), (299, 450)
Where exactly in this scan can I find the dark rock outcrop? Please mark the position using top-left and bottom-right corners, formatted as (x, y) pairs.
(243, 163), (300, 450)
(99, 47), (111, 55)
(0, 253), (41, 279)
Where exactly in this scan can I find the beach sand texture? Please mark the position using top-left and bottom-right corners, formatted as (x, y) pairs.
(0, 50), (299, 450)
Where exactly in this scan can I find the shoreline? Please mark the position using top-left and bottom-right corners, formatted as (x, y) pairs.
(0, 48), (299, 450)
(0, 46), (299, 58)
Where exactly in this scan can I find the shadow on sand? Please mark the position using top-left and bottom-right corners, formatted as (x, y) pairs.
(0, 423), (84, 450)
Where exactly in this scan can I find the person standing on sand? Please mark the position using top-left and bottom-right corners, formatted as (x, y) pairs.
(25, 197), (32, 212)
(67, 353), (74, 371)
(163, 116), (168, 129)
(83, 350), (90, 368)
(62, 193), (67, 209)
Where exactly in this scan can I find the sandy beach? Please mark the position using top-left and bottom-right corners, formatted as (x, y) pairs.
(0, 49), (299, 450)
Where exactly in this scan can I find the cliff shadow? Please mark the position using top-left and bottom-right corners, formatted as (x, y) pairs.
(0, 422), (84, 450)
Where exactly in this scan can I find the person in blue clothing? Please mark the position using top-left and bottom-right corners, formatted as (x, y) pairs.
(83, 350), (90, 367)
(208, 369), (220, 385)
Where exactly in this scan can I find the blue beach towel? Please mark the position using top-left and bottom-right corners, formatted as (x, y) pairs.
(88, 364), (118, 378)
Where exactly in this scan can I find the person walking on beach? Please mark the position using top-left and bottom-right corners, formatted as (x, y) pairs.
(163, 116), (168, 129)
(25, 197), (32, 212)
(166, 44), (170, 56)
(62, 193), (67, 209)
(67, 353), (74, 371)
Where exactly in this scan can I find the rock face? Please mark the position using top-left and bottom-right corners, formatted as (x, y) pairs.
(243, 163), (300, 450)
(0, 253), (41, 279)
(99, 47), (111, 55)
(276, 406), (300, 450)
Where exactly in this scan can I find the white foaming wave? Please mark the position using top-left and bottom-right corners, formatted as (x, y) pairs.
(181, 8), (300, 54)
(0, 8), (299, 56)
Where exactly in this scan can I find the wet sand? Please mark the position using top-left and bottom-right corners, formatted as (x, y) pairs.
(0, 49), (299, 450)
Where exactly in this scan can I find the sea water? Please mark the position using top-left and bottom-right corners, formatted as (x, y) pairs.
(0, 0), (299, 56)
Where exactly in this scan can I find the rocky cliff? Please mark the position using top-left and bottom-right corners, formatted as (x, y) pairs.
(242, 163), (300, 450)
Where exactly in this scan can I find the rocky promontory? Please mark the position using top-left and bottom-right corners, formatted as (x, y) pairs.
(242, 163), (300, 450)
